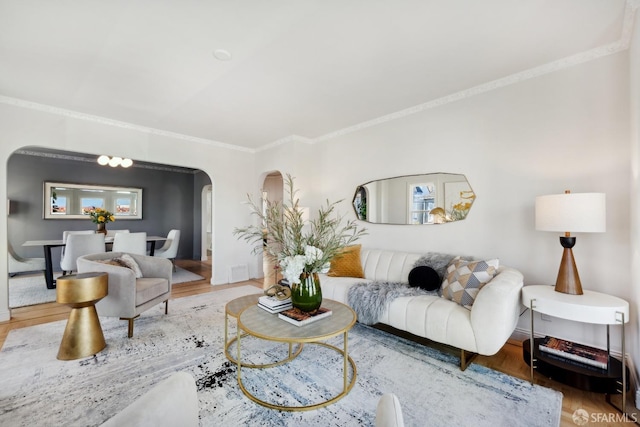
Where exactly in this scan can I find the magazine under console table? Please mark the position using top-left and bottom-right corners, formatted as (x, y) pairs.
(522, 285), (630, 413)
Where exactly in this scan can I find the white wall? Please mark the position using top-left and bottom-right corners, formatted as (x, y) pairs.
(257, 52), (633, 355)
(0, 103), (257, 321)
(629, 7), (640, 388)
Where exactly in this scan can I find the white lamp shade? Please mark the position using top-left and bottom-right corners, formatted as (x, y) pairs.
(535, 192), (606, 233)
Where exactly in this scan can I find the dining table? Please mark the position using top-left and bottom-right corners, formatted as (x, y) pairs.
(22, 235), (168, 289)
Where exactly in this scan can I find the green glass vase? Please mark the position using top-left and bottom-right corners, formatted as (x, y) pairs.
(291, 272), (322, 312)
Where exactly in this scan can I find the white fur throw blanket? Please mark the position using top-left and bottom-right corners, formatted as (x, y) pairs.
(346, 252), (472, 325)
(347, 281), (437, 325)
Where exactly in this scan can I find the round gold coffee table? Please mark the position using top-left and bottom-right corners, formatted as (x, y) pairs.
(56, 272), (108, 360)
(225, 294), (302, 368)
(236, 298), (357, 411)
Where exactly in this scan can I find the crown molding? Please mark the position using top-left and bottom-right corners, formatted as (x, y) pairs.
(0, 96), (254, 154)
(1, 0), (636, 153)
(312, 0), (637, 144)
(13, 149), (201, 174)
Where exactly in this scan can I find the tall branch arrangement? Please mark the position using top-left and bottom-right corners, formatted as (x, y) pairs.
(233, 174), (366, 284)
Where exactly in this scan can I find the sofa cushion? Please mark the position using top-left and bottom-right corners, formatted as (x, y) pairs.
(408, 266), (440, 291)
(441, 257), (499, 309)
(136, 278), (170, 306)
(327, 244), (365, 278)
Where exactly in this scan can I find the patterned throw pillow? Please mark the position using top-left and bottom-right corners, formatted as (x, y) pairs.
(327, 244), (365, 278)
(116, 254), (144, 278)
(97, 255), (144, 278)
(441, 257), (499, 309)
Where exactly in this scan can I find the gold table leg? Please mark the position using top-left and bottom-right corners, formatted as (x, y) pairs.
(225, 305), (302, 368)
(237, 340), (357, 412)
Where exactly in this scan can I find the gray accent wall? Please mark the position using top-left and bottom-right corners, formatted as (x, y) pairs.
(7, 151), (211, 270)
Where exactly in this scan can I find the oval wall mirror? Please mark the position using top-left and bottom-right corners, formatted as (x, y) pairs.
(352, 173), (475, 225)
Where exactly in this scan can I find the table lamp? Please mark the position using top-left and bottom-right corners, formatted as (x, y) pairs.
(535, 191), (606, 295)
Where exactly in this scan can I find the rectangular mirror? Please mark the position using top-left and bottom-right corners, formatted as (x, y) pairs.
(44, 181), (142, 220)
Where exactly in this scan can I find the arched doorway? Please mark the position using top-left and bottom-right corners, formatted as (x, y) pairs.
(6, 147), (214, 307)
(201, 185), (212, 261)
(261, 171), (283, 289)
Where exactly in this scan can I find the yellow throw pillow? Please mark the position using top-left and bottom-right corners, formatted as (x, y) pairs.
(327, 245), (365, 278)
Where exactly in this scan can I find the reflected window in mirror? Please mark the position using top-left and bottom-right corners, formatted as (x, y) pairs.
(352, 173), (475, 225)
(410, 183), (435, 224)
(44, 182), (142, 219)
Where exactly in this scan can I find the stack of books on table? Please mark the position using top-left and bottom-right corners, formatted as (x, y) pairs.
(258, 295), (292, 314)
(278, 306), (332, 327)
(539, 336), (609, 370)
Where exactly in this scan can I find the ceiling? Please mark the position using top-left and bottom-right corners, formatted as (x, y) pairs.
(0, 0), (634, 151)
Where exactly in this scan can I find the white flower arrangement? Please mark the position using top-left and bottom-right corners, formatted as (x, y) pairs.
(233, 174), (366, 284)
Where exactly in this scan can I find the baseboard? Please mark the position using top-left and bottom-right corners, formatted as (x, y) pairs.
(510, 327), (530, 343)
(626, 356), (640, 410)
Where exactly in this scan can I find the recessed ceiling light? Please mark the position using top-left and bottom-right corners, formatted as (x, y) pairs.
(213, 49), (232, 61)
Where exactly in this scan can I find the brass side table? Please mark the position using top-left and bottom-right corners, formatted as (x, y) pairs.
(56, 272), (108, 360)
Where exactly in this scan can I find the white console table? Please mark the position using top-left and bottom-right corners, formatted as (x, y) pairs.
(522, 285), (629, 413)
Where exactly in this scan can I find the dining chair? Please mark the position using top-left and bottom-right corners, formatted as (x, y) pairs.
(106, 229), (131, 237)
(8, 242), (46, 276)
(112, 232), (147, 255)
(153, 229), (180, 270)
(61, 230), (95, 257)
(62, 230), (95, 242)
(60, 233), (106, 275)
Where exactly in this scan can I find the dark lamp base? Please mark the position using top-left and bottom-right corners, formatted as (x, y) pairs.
(555, 237), (583, 295)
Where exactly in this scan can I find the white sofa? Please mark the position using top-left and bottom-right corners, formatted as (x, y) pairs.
(320, 248), (524, 369)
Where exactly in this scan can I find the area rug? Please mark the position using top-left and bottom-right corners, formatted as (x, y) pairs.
(8, 267), (205, 308)
(0, 286), (562, 426)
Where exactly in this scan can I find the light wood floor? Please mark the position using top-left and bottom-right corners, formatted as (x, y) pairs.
(1, 259), (637, 426)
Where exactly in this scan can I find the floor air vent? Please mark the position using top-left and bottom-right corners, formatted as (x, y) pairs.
(228, 264), (249, 283)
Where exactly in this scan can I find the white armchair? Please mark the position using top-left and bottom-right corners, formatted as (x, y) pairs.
(101, 372), (198, 427)
(376, 393), (405, 427)
(77, 252), (173, 338)
(8, 243), (45, 276)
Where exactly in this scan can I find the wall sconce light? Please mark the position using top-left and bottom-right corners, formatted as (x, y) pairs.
(535, 190), (606, 295)
(97, 155), (133, 168)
